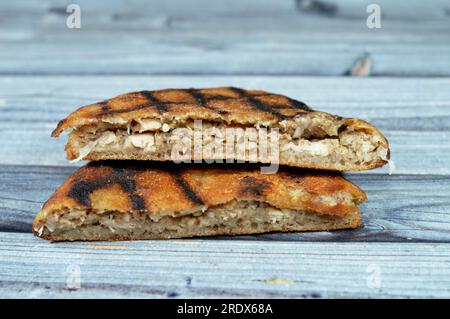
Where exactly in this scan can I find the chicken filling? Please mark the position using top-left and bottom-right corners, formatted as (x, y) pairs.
(68, 116), (388, 168)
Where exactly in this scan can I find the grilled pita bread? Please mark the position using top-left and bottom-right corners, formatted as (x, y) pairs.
(53, 87), (390, 171)
(33, 162), (366, 241)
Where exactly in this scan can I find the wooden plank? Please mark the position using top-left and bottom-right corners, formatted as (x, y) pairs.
(0, 232), (449, 298)
(1, 2), (450, 76)
(0, 76), (449, 174)
(1, 32), (449, 77)
(3, 42), (450, 77)
(2, 0), (449, 29)
(295, 0), (450, 20)
(1, 165), (449, 242)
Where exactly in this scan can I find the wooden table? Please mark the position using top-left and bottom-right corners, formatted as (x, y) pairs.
(1, 0), (449, 298)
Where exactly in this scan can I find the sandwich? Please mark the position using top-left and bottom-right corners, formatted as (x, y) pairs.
(33, 162), (367, 241)
(52, 87), (390, 171)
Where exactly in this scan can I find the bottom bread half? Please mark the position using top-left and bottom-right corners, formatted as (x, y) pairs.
(34, 200), (361, 241)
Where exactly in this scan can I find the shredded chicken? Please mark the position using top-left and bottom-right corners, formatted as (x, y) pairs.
(36, 200), (361, 241)
(67, 116), (388, 170)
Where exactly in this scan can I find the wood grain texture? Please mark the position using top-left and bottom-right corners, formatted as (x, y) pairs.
(4, 0), (450, 25)
(1, 165), (449, 242)
(1, 1), (450, 299)
(295, 0), (450, 20)
(0, 76), (449, 174)
(1, 232), (450, 298)
(1, 1), (450, 76)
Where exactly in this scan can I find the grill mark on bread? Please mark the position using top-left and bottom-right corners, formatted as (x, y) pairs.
(98, 101), (110, 114)
(170, 171), (205, 206)
(230, 87), (312, 114)
(52, 119), (67, 137)
(239, 176), (270, 197)
(283, 96), (312, 111)
(99, 89), (250, 115)
(206, 92), (269, 103)
(68, 180), (100, 207)
(229, 87), (290, 119)
(185, 88), (224, 113)
(52, 87), (326, 138)
(140, 90), (169, 113)
(110, 168), (147, 211)
(130, 194), (147, 211)
(55, 87), (306, 126)
(68, 166), (147, 212)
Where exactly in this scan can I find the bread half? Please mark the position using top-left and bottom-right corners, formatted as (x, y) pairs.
(53, 87), (390, 171)
(32, 162), (366, 241)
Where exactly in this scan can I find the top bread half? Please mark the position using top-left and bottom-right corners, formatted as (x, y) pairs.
(53, 87), (390, 171)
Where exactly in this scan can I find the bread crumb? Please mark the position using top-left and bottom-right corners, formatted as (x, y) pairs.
(264, 278), (293, 284)
(388, 159), (396, 175)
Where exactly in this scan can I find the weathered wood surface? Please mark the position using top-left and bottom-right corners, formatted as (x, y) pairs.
(0, 76), (449, 174)
(1, 165), (449, 242)
(1, 232), (449, 298)
(1, 1), (450, 76)
(4, 0), (450, 24)
(1, 1), (450, 299)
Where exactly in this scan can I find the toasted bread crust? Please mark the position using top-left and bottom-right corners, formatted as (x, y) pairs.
(51, 87), (385, 142)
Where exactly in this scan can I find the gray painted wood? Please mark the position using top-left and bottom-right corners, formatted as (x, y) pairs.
(1, 1), (450, 76)
(1, 232), (450, 298)
(4, 0), (450, 25)
(1, 165), (449, 242)
(0, 76), (449, 174)
(295, 0), (450, 20)
(1, 1), (449, 299)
